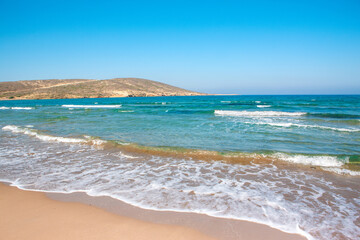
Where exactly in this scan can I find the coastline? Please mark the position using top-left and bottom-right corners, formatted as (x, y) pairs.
(0, 78), (207, 100)
(1, 182), (306, 240)
(0, 93), (208, 101)
(2, 95), (358, 239)
(0, 183), (214, 240)
(0, 94), (208, 101)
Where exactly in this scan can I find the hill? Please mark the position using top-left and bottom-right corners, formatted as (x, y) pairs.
(0, 78), (204, 100)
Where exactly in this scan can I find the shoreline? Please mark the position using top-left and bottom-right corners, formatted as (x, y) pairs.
(0, 94), (208, 101)
(1, 182), (306, 240)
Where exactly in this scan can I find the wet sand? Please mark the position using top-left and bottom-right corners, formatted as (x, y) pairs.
(1, 183), (306, 240)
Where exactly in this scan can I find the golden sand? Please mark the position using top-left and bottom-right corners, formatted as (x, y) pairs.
(0, 183), (306, 240)
(0, 184), (214, 240)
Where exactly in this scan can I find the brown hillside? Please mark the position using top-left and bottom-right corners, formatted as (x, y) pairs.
(0, 78), (204, 100)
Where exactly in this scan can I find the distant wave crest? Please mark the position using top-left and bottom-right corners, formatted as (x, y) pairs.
(250, 122), (360, 132)
(0, 106), (33, 110)
(214, 110), (306, 117)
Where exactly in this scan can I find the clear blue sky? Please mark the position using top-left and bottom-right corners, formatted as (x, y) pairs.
(0, 0), (359, 94)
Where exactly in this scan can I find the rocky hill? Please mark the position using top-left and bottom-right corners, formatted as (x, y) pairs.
(0, 78), (204, 100)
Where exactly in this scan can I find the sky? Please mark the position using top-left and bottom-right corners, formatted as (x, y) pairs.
(0, 0), (359, 94)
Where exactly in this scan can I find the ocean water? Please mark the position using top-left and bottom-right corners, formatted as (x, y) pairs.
(0, 95), (359, 240)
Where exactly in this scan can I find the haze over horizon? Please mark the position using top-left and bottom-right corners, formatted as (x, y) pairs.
(0, 0), (359, 95)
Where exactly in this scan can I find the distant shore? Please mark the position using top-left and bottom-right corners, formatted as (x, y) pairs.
(1, 183), (306, 240)
(0, 78), (206, 100)
(0, 94), (242, 101)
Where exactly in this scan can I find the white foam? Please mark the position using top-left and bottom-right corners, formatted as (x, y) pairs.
(0, 106), (33, 110)
(214, 110), (306, 117)
(11, 107), (33, 110)
(264, 122), (293, 127)
(2, 125), (113, 148)
(273, 153), (346, 167)
(117, 152), (139, 159)
(83, 135), (107, 145)
(1, 135), (358, 240)
(2, 125), (86, 143)
(254, 122), (360, 132)
(321, 167), (360, 176)
(62, 105), (121, 108)
(118, 110), (134, 112)
(91, 139), (107, 145)
(257, 105), (271, 108)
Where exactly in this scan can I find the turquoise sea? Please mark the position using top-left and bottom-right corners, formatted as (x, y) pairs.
(1, 95), (359, 240)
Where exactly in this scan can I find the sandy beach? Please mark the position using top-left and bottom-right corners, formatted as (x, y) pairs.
(0, 183), (214, 240)
(0, 183), (306, 240)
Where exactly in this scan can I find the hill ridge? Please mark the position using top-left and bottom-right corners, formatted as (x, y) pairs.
(0, 78), (204, 100)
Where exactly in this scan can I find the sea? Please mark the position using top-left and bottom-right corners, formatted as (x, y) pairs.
(0, 95), (359, 240)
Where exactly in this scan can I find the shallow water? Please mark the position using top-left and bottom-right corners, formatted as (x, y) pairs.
(1, 95), (359, 239)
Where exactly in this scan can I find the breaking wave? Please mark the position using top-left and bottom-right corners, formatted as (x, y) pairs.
(2, 125), (358, 175)
(214, 110), (306, 117)
(2, 125), (104, 145)
(272, 153), (347, 167)
(0, 106), (33, 110)
(249, 122), (360, 132)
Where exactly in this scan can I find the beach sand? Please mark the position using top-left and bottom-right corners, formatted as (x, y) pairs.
(0, 183), (306, 240)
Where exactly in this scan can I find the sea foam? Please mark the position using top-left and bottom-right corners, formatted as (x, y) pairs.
(214, 110), (306, 117)
(1, 134), (358, 240)
(321, 167), (360, 176)
(250, 122), (360, 132)
(273, 153), (346, 167)
(0, 106), (33, 110)
(2, 125), (87, 143)
(2, 125), (110, 147)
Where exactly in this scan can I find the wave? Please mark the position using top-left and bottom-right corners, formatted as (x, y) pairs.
(214, 110), (306, 117)
(257, 105), (271, 108)
(214, 111), (360, 119)
(62, 104), (121, 108)
(250, 122), (360, 132)
(272, 153), (347, 167)
(322, 167), (360, 176)
(2, 125), (105, 144)
(165, 109), (214, 115)
(0, 106), (33, 110)
(2, 125), (358, 176)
